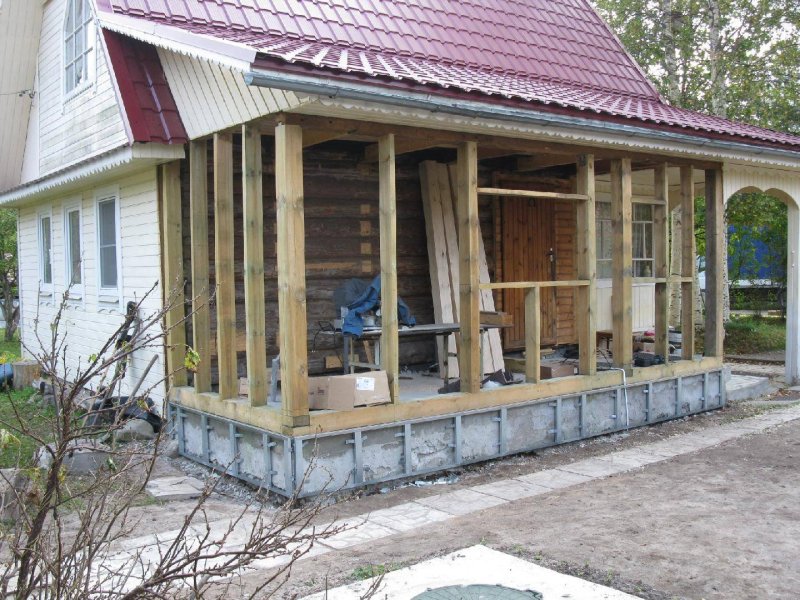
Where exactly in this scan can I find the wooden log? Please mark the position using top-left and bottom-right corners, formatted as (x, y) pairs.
(525, 287), (541, 383)
(242, 123), (269, 406)
(477, 187), (589, 202)
(275, 123), (310, 429)
(705, 168), (725, 357)
(457, 141), (481, 393)
(379, 134), (399, 402)
(160, 160), (187, 388)
(189, 141), (211, 393)
(213, 133), (238, 400)
(680, 166), (696, 359)
(653, 164), (670, 361)
(575, 154), (597, 375)
(611, 158), (633, 371)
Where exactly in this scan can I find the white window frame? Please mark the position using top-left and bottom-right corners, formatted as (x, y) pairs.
(38, 210), (54, 296)
(63, 200), (84, 300)
(95, 189), (122, 307)
(632, 203), (655, 278)
(63, 0), (96, 101)
(596, 201), (654, 279)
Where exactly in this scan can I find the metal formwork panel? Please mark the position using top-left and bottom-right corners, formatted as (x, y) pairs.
(624, 385), (649, 428)
(170, 369), (727, 499)
(583, 390), (617, 436)
(560, 396), (582, 442)
(650, 379), (677, 421)
(411, 418), (456, 473)
(683, 374), (705, 414)
(506, 402), (554, 453)
(461, 410), (502, 463)
(362, 425), (404, 484)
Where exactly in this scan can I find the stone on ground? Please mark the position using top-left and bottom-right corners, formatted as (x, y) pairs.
(35, 439), (111, 474)
(114, 418), (156, 442)
(146, 476), (206, 501)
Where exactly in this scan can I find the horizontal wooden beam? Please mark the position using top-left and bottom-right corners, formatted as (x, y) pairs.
(478, 187), (589, 201)
(480, 279), (590, 290)
(302, 129), (348, 148)
(516, 155), (576, 172)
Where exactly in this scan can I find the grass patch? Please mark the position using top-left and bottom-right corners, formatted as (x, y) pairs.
(0, 387), (55, 468)
(0, 328), (20, 364)
(725, 315), (786, 355)
(0, 331), (49, 468)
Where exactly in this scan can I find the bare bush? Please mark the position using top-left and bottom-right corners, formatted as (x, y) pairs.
(0, 285), (344, 599)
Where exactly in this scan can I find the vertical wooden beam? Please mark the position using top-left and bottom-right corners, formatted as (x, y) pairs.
(214, 133), (238, 400)
(705, 168), (725, 357)
(654, 164), (670, 361)
(575, 154), (596, 375)
(680, 166), (696, 359)
(242, 124), (269, 406)
(611, 158), (633, 371)
(456, 141), (481, 393)
(379, 134), (399, 402)
(525, 287), (541, 383)
(160, 160), (187, 388)
(189, 141), (211, 392)
(275, 123), (309, 429)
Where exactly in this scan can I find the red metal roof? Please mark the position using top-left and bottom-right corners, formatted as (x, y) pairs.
(101, 0), (800, 151)
(104, 30), (188, 145)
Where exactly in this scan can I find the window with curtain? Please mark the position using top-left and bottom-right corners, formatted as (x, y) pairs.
(65, 207), (82, 288)
(97, 198), (118, 290)
(64, 0), (93, 94)
(39, 215), (52, 286)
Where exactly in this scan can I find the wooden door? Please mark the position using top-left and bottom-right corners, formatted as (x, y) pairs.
(501, 197), (557, 349)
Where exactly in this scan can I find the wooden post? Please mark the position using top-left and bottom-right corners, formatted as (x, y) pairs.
(456, 141), (481, 393)
(654, 164), (670, 361)
(275, 123), (309, 429)
(214, 133), (238, 400)
(189, 141), (211, 393)
(379, 134), (399, 402)
(680, 166), (696, 359)
(160, 161), (187, 388)
(525, 287), (541, 383)
(243, 123), (269, 406)
(575, 154), (597, 375)
(705, 168), (725, 357)
(611, 158), (633, 372)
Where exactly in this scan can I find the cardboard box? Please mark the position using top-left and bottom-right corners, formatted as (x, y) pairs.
(309, 371), (390, 411)
(540, 363), (577, 379)
(307, 376), (330, 410)
(633, 341), (656, 353)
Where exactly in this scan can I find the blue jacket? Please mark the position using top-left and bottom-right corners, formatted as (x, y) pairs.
(342, 275), (416, 337)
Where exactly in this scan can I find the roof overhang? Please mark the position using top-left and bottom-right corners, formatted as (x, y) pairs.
(96, 10), (256, 71)
(0, 143), (185, 208)
(246, 67), (800, 171)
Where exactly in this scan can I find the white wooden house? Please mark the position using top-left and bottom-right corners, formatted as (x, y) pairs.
(1, 0), (799, 495)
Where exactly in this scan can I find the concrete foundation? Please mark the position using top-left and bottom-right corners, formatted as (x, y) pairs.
(169, 370), (725, 498)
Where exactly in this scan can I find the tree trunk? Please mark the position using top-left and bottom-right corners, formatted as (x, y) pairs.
(660, 0), (681, 103)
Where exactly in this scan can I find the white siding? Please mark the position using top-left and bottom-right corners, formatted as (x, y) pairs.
(18, 168), (167, 407)
(0, 0), (43, 190)
(158, 50), (314, 138)
(34, 0), (128, 178)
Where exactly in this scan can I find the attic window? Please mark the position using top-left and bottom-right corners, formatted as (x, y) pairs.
(64, 0), (94, 95)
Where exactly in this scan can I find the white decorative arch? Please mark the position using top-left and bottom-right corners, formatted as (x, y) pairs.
(723, 163), (800, 384)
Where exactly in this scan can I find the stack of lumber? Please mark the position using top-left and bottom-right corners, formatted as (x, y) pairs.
(420, 161), (505, 377)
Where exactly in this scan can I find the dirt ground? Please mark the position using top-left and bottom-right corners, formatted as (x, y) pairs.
(257, 413), (800, 600)
(107, 389), (800, 599)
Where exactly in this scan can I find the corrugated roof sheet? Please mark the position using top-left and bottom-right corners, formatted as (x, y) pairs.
(102, 0), (800, 150)
(104, 30), (188, 145)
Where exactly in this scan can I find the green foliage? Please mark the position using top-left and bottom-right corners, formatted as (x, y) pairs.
(184, 347), (201, 373)
(592, 0), (800, 133)
(351, 564), (388, 580)
(0, 387), (55, 469)
(726, 193), (787, 285)
(725, 315), (785, 354)
(0, 210), (18, 341)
